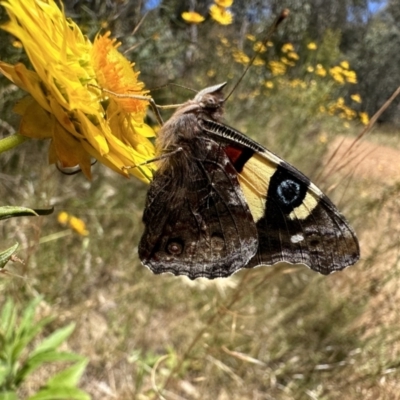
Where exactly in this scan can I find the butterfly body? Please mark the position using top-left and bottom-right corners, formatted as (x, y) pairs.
(139, 83), (360, 279)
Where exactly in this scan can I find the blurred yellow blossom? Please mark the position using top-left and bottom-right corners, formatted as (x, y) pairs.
(220, 36), (229, 46)
(287, 51), (299, 60)
(343, 70), (358, 84)
(253, 57), (265, 66)
(253, 41), (267, 53)
(246, 34), (256, 41)
(307, 65), (314, 73)
(315, 64), (327, 77)
(351, 94), (362, 103)
(233, 50), (250, 64)
(269, 60), (286, 75)
(359, 112), (370, 125)
(210, 4), (233, 25)
(12, 40), (22, 48)
(307, 42), (317, 50)
(319, 133), (328, 143)
(329, 66), (345, 84)
(265, 81), (274, 89)
(58, 212), (89, 236)
(57, 211), (69, 225)
(0, 0), (155, 183)
(215, 0), (233, 7)
(281, 57), (295, 67)
(281, 43), (294, 53)
(181, 11), (205, 23)
(340, 60), (350, 69)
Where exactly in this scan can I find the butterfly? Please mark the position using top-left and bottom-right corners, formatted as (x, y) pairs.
(138, 82), (360, 279)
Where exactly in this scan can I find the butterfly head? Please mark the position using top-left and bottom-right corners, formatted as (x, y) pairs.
(192, 82), (227, 121)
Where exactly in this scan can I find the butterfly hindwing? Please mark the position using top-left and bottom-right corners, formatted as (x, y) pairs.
(139, 134), (258, 280)
(202, 119), (360, 275)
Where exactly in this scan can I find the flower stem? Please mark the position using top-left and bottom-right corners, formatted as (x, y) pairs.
(0, 133), (28, 153)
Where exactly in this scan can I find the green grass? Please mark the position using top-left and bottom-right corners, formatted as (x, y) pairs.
(1, 95), (400, 399)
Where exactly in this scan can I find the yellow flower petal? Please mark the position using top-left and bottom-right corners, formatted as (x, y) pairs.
(15, 97), (53, 139)
(181, 11), (205, 24)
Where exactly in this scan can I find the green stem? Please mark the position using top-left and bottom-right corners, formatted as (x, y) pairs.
(0, 133), (28, 153)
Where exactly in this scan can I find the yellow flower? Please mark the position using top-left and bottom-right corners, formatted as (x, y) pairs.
(69, 216), (89, 236)
(253, 41), (267, 53)
(57, 211), (89, 236)
(319, 133), (328, 143)
(290, 79), (306, 88)
(307, 65), (314, 73)
(351, 94), (362, 103)
(253, 57), (265, 66)
(181, 11), (205, 24)
(210, 4), (233, 25)
(57, 211), (69, 225)
(287, 51), (299, 60)
(315, 64), (327, 77)
(340, 60), (350, 69)
(246, 34), (256, 41)
(265, 81), (274, 89)
(269, 61), (286, 76)
(207, 69), (216, 77)
(232, 50), (250, 65)
(359, 112), (369, 125)
(220, 36), (229, 46)
(281, 57), (295, 67)
(343, 70), (358, 84)
(12, 40), (22, 48)
(281, 43), (294, 53)
(329, 66), (345, 84)
(336, 97), (345, 107)
(307, 42), (317, 50)
(0, 0), (155, 183)
(215, 0), (233, 6)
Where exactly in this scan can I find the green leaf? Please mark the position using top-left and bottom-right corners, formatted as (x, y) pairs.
(27, 386), (90, 400)
(0, 243), (19, 269)
(16, 351), (83, 384)
(30, 323), (76, 358)
(11, 299), (53, 363)
(0, 391), (18, 400)
(46, 359), (88, 388)
(0, 206), (53, 221)
(0, 299), (16, 337)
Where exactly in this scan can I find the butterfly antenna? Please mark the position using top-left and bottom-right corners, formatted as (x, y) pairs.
(225, 9), (290, 102)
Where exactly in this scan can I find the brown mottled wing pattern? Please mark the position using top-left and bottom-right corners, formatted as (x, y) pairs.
(138, 136), (258, 280)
